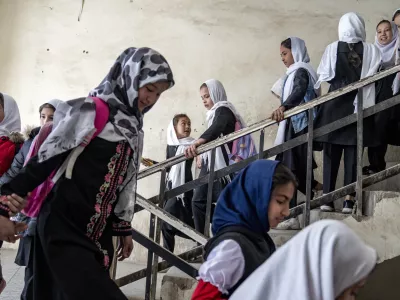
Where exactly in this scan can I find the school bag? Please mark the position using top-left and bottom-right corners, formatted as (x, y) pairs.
(22, 97), (109, 217)
(228, 120), (257, 165)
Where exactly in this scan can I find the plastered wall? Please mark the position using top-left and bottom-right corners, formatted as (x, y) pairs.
(0, 0), (399, 263)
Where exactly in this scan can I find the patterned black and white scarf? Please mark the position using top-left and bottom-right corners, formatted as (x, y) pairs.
(38, 47), (174, 222)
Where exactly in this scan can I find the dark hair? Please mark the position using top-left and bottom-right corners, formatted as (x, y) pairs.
(281, 38), (292, 49)
(393, 10), (400, 21)
(0, 93), (3, 109)
(172, 114), (190, 127)
(376, 19), (391, 30)
(39, 103), (56, 114)
(200, 83), (207, 90)
(272, 163), (298, 192)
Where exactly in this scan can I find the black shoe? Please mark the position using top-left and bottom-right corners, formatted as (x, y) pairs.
(342, 200), (354, 214)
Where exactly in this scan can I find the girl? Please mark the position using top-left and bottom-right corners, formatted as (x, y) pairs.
(191, 160), (297, 299)
(271, 37), (322, 229)
(0, 47), (174, 299)
(314, 12), (381, 213)
(162, 114), (195, 252)
(0, 93), (24, 176)
(6, 100), (61, 300)
(363, 20), (400, 175)
(185, 79), (256, 235)
(230, 220), (377, 300)
(0, 100), (60, 185)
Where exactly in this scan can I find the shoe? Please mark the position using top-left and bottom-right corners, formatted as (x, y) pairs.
(342, 200), (355, 214)
(320, 202), (334, 212)
(0, 279), (6, 294)
(362, 166), (376, 175)
(276, 217), (300, 230)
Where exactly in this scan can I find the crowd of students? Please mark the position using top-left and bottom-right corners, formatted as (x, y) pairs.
(0, 8), (398, 300)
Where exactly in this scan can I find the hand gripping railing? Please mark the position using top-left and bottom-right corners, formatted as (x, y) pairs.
(122, 65), (400, 300)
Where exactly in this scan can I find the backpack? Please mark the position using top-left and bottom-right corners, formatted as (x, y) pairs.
(22, 97), (109, 217)
(228, 120), (257, 165)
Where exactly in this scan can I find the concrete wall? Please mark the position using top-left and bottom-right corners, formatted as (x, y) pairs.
(1, 0), (400, 263)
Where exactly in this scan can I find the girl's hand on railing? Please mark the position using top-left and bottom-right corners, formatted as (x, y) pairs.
(141, 157), (155, 167)
(271, 106), (286, 122)
(185, 144), (198, 158)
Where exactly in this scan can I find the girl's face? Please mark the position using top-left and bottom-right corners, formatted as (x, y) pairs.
(280, 45), (295, 68)
(336, 278), (367, 300)
(175, 117), (191, 139)
(377, 22), (393, 45)
(200, 86), (214, 110)
(138, 81), (170, 113)
(40, 107), (55, 126)
(268, 182), (295, 228)
(394, 14), (400, 28)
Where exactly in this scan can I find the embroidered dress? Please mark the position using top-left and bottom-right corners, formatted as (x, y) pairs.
(0, 139), (132, 299)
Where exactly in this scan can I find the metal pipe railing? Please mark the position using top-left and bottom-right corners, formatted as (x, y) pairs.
(131, 64), (400, 296)
(138, 64), (400, 179)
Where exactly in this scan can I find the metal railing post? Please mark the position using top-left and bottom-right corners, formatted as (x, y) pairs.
(150, 169), (167, 300)
(356, 88), (364, 217)
(304, 109), (314, 227)
(258, 129), (265, 160)
(145, 213), (155, 300)
(204, 148), (216, 237)
(110, 237), (118, 280)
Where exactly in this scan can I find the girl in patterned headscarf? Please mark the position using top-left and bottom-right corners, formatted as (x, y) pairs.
(0, 47), (174, 299)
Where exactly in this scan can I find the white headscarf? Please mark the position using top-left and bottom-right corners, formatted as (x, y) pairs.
(271, 77), (285, 99)
(0, 94), (21, 137)
(166, 119), (194, 201)
(230, 220), (377, 300)
(202, 79), (246, 172)
(274, 37), (319, 146)
(46, 99), (63, 111)
(392, 9), (400, 23)
(315, 12), (382, 112)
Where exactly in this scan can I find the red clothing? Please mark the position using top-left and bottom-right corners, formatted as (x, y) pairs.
(0, 137), (18, 176)
(192, 280), (224, 300)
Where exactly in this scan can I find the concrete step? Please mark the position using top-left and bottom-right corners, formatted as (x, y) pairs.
(160, 264), (200, 300)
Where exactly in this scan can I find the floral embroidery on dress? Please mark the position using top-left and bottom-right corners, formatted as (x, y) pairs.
(86, 141), (132, 268)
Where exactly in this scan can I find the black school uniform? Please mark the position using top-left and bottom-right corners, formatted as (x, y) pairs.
(275, 68), (318, 206)
(192, 107), (235, 234)
(314, 42), (363, 194)
(366, 67), (400, 172)
(0, 138), (133, 300)
(161, 145), (194, 252)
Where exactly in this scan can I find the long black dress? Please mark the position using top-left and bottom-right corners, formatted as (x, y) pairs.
(366, 70), (400, 172)
(161, 145), (194, 252)
(275, 68), (318, 206)
(314, 42), (363, 194)
(192, 107), (236, 234)
(0, 138), (133, 300)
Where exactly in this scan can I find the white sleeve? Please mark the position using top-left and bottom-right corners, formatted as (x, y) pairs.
(197, 239), (245, 294)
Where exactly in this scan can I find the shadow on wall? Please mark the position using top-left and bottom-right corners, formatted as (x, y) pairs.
(359, 255), (400, 300)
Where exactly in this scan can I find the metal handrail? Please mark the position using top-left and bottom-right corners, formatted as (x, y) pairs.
(138, 64), (400, 179)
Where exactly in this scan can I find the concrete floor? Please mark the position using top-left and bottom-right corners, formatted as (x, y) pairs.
(0, 249), (164, 300)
